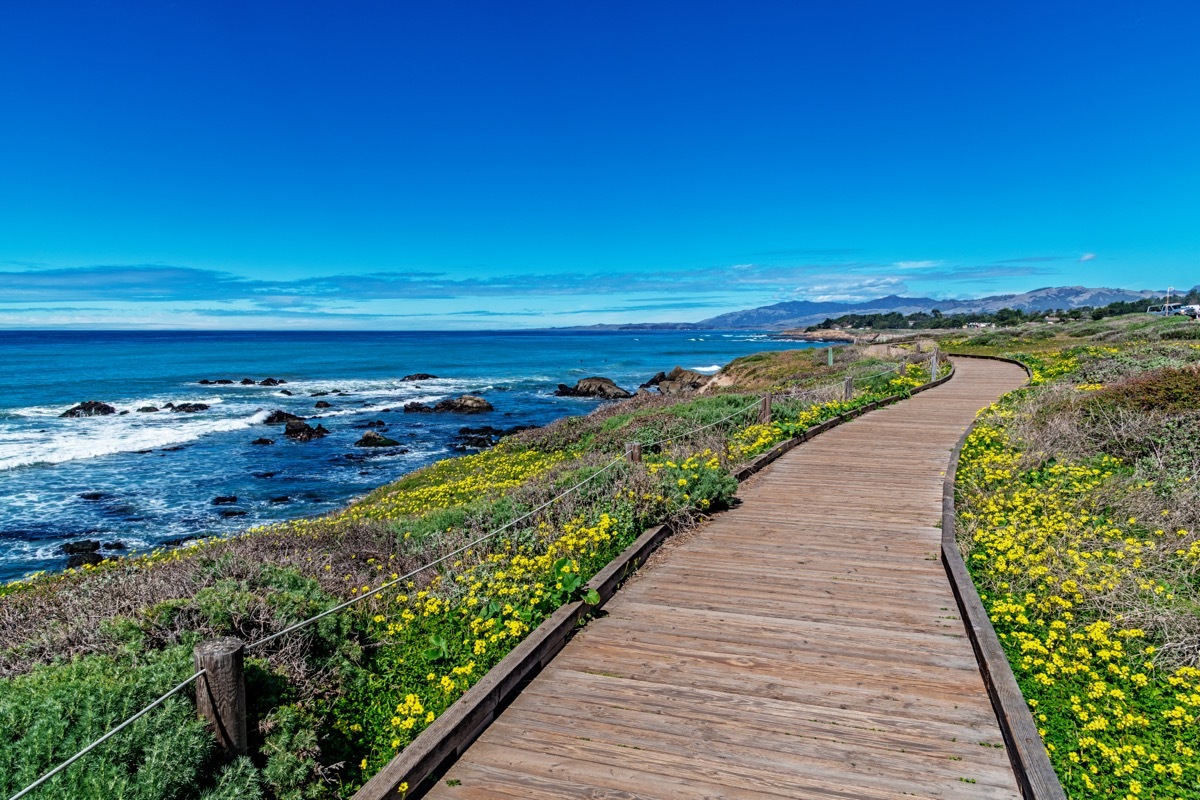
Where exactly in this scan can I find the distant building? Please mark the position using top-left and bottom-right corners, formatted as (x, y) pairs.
(964, 321), (995, 329)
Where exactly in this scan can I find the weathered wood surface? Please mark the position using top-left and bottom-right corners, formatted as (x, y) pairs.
(427, 357), (1028, 799)
(194, 637), (248, 755)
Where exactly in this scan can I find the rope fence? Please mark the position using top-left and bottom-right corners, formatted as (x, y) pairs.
(7, 345), (943, 799)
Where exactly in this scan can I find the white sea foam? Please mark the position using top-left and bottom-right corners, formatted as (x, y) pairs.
(268, 376), (483, 398)
(690, 365), (722, 374)
(308, 394), (445, 419)
(0, 409), (270, 471)
(12, 396), (227, 418)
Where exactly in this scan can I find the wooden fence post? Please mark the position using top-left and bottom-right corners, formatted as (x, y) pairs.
(195, 637), (248, 755)
(759, 393), (772, 425)
(844, 376), (853, 400)
(625, 441), (642, 463)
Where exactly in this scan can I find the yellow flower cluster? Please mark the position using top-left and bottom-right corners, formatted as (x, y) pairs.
(348, 446), (565, 522)
(353, 511), (629, 762)
(887, 361), (930, 390)
(959, 421), (1200, 797)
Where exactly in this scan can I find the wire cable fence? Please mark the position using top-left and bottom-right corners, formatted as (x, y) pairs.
(7, 347), (944, 799)
(246, 455), (627, 651)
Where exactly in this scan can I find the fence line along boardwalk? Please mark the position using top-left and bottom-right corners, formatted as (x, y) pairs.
(427, 357), (1029, 800)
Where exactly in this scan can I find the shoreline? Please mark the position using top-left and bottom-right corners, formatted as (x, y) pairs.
(2, 358), (743, 587)
(2, 328), (815, 583)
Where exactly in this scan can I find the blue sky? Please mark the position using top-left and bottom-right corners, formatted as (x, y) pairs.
(1, 1), (1197, 329)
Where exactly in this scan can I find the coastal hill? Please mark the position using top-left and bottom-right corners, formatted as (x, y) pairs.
(696, 285), (1166, 330)
(570, 285), (1171, 331)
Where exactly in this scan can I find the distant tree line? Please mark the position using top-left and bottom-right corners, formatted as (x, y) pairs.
(805, 290), (1200, 332)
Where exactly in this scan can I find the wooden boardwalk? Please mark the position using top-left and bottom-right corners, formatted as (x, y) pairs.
(427, 357), (1028, 800)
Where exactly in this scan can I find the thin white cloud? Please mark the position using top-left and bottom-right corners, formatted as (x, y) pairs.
(893, 260), (942, 270)
(1079, 253), (1096, 262)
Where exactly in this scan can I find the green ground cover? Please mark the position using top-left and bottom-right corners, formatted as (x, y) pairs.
(950, 317), (1200, 798)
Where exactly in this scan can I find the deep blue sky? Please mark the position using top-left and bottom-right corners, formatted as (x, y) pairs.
(1, 1), (1197, 328)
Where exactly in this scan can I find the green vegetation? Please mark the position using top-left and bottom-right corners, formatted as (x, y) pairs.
(952, 320), (1200, 797)
(0, 345), (932, 799)
(806, 290), (1200, 332)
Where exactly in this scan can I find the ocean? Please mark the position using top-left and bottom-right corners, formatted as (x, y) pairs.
(0, 329), (812, 582)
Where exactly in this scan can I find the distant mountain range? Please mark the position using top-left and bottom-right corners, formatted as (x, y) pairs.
(694, 286), (1170, 330)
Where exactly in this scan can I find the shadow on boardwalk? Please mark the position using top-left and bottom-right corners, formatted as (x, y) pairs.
(427, 357), (1029, 800)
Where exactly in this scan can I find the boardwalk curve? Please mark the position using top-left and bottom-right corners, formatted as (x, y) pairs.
(427, 357), (1029, 799)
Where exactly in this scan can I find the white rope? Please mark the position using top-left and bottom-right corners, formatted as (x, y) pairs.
(852, 364), (901, 383)
(247, 456), (627, 650)
(7, 669), (206, 800)
(642, 397), (762, 449)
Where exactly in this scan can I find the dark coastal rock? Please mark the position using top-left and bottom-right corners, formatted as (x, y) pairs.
(452, 435), (494, 450)
(353, 419), (388, 428)
(403, 401), (433, 413)
(163, 402), (175, 409)
(212, 496), (238, 505)
(214, 379), (234, 385)
(67, 552), (105, 568)
(651, 366), (713, 395)
(172, 403), (210, 413)
(61, 539), (101, 555)
(79, 492), (107, 501)
(354, 430), (402, 447)
(310, 391), (330, 397)
(104, 540), (126, 550)
(199, 379), (214, 385)
(450, 424), (535, 451)
(270, 495), (291, 504)
(434, 395), (493, 413)
(314, 400), (332, 409)
(137, 406), (159, 413)
(402, 373), (438, 381)
(119, 410), (129, 416)
(251, 437), (275, 445)
(240, 378), (257, 385)
(220, 510), (247, 518)
(554, 377), (632, 399)
(264, 410), (303, 425)
(284, 420), (330, 441)
(640, 371), (669, 388)
(161, 536), (195, 547)
(251, 471), (277, 479)
(279, 389), (293, 396)
(161, 445), (186, 452)
(61, 401), (117, 418)
(260, 378), (280, 386)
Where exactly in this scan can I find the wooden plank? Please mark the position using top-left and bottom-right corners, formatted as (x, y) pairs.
(503, 706), (1021, 792)
(534, 668), (1011, 754)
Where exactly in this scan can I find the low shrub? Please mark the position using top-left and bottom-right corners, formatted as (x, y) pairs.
(1098, 366), (1200, 414)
